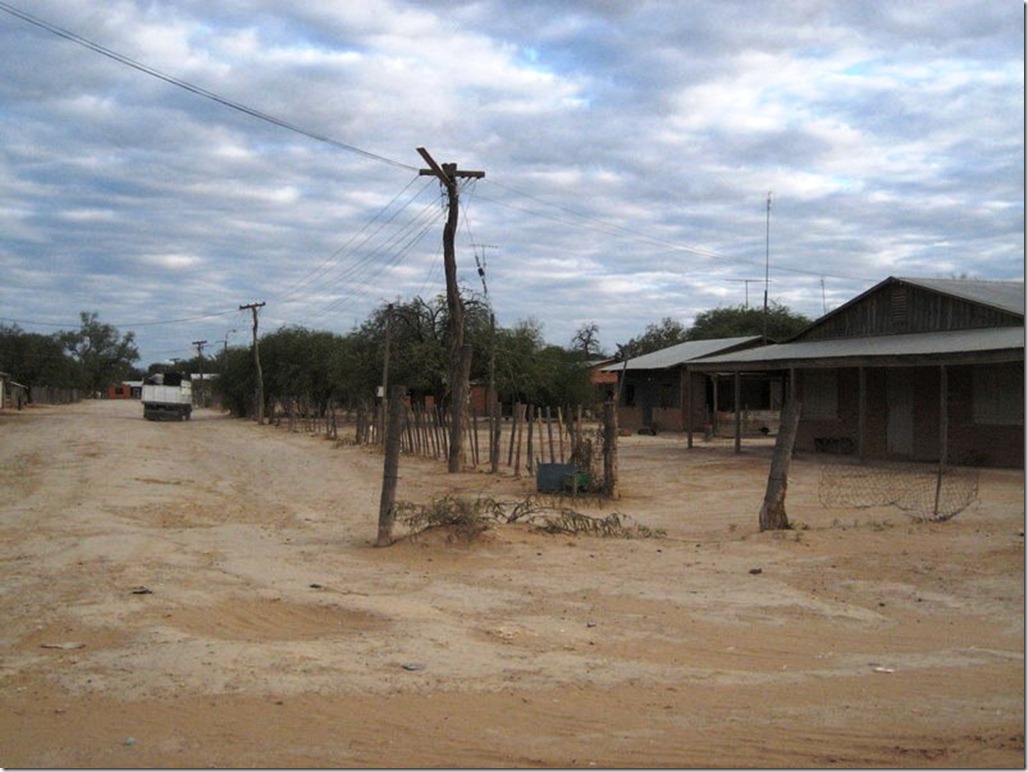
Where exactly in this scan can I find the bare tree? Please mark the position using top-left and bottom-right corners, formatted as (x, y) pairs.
(571, 322), (602, 358)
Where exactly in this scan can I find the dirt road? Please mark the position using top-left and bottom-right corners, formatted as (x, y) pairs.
(0, 399), (1023, 768)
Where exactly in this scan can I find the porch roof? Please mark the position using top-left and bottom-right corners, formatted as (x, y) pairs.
(602, 336), (762, 372)
(688, 326), (1025, 371)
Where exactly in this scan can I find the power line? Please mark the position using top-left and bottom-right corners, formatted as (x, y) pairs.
(0, 2), (417, 172)
(0, 1), (883, 318)
(479, 179), (877, 284)
(268, 174), (432, 306)
(482, 178), (724, 259)
(0, 308), (239, 330)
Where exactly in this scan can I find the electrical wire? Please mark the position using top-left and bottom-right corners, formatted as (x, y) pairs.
(0, 3), (881, 337)
(0, 1), (418, 172)
(267, 174), (432, 306)
(479, 179), (878, 283)
(299, 176), (485, 326)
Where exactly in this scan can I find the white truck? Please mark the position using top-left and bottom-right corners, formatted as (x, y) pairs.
(142, 372), (193, 421)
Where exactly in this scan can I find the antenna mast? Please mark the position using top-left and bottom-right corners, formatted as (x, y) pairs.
(762, 191), (773, 341)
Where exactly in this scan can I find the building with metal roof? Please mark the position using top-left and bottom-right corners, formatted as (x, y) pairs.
(688, 276), (1024, 467)
(600, 335), (768, 433)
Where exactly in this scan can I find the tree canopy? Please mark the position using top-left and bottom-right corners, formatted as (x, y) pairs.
(1, 313), (139, 396)
(58, 312), (140, 394)
(0, 297), (811, 414)
(617, 317), (689, 359)
(210, 298), (597, 419)
(0, 324), (78, 391)
(687, 302), (812, 342)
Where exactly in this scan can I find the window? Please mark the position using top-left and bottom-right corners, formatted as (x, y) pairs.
(803, 370), (838, 420)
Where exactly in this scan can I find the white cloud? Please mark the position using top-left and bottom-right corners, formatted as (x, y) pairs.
(0, 0), (1021, 363)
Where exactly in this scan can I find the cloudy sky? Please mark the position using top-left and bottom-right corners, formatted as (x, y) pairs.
(1, 1), (1023, 366)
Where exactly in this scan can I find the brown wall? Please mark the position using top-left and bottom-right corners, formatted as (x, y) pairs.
(795, 363), (1024, 468)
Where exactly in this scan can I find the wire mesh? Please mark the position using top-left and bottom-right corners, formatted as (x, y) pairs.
(818, 459), (979, 522)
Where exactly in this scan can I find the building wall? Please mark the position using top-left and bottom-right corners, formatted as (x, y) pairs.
(800, 281), (1021, 341)
(795, 363), (1024, 468)
(107, 384), (134, 399)
(947, 362), (1024, 468)
(617, 370), (779, 433)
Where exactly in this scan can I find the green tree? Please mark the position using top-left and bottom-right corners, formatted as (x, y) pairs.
(0, 324), (78, 393)
(259, 326), (345, 416)
(216, 346), (257, 417)
(494, 319), (592, 407)
(618, 317), (689, 359)
(58, 312), (140, 394)
(688, 302), (811, 342)
(356, 294), (493, 407)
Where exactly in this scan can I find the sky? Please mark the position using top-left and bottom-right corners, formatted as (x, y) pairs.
(0, 0), (1023, 367)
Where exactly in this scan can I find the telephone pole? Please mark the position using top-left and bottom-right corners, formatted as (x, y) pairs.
(473, 243), (500, 473)
(417, 147), (485, 473)
(191, 339), (207, 408)
(239, 301), (266, 424)
(379, 303), (393, 442)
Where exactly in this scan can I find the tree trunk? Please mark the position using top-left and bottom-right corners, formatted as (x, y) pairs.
(758, 398), (801, 532)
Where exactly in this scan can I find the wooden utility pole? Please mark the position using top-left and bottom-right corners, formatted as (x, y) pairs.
(416, 147), (485, 473)
(379, 303), (393, 443)
(239, 301), (266, 424)
(488, 311), (500, 473)
(191, 339), (207, 408)
(376, 384), (406, 547)
(472, 243), (500, 473)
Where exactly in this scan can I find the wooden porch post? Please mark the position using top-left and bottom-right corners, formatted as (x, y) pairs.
(858, 366), (867, 462)
(685, 367), (694, 449)
(712, 374), (719, 435)
(939, 365), (949, 467)
(734, 371), (742, 454)
(933, 365), (949, 518)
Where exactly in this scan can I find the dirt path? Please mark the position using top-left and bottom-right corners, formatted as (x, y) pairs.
(0, 399), (1023, 768)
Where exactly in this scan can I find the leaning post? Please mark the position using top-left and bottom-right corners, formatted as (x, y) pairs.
(758, 398), (802, 531)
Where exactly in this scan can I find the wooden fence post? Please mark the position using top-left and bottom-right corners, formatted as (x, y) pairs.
(513, 403), (525, 477)
(526, 405), (535, 474)
(376, 385), (406, 547)
(603, 399), (619, 499)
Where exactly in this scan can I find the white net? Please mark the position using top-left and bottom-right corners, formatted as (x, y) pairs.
(818, 459), (979, 522)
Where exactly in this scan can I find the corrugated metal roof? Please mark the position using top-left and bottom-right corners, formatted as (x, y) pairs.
(602, 336), (762, 371)
(692, 326), (1024, 368)
(897, 277), (1024, 316)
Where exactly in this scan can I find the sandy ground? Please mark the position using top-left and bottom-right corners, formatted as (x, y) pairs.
(0, 398), (1023, 769)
